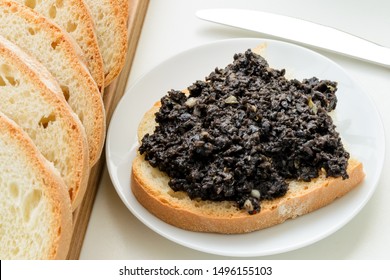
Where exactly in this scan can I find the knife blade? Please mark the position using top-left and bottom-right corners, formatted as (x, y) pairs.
(196, 9), (390, 68)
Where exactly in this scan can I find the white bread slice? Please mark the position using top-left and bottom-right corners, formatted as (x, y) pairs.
(13, 0), (105, 92)
(131, 102), (365, 234)
(0, 112), (72, 259)
(0, 35), (89, 210)
(0, 1), (106, 166)
(83, 0), (128, 86)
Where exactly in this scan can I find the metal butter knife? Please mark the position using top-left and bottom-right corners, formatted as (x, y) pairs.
(196, 9), (390, 68)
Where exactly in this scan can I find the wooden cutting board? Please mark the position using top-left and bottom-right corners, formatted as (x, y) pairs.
(66, 0), (149, 260)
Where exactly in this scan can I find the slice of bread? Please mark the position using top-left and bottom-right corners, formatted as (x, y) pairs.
(0, 35), (89, 210)
(132, 102), (365, 233)
(83, 0), (128, 86)
(13, 0), (105, 92)
(0, 112), (72, 259)
(0, 1), (106, 166)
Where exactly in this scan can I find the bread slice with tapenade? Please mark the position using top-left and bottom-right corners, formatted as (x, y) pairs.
(132, 104), (364, 233)
(132, 49), (365, 234)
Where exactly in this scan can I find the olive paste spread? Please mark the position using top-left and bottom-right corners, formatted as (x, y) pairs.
(139, 49), (350, 214)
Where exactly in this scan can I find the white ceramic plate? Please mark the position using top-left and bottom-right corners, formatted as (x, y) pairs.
(106, 38), (385, 257)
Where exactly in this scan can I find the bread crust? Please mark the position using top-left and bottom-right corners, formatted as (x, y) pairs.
(0, 113), (72, 259)
(0, 35), (90, 210)
(132, 101), (365, 234)
(116, 0), (129, 24)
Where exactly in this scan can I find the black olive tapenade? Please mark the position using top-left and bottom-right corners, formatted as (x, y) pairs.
(139, 49), (350, 215)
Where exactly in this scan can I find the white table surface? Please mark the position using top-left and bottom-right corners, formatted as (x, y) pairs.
(80, 0), (390, 259)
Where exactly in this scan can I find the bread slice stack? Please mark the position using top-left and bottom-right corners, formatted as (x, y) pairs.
(0, 0), (130, 259)
(0, 1), (106, 166)
(0, 35), (89, 210)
